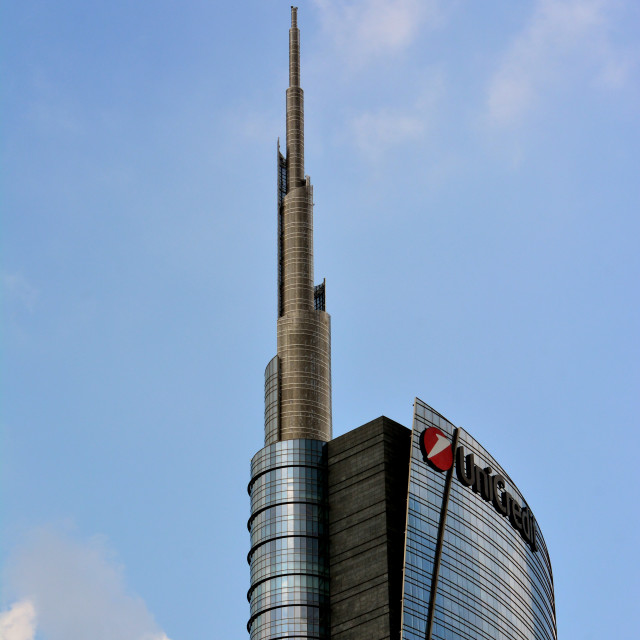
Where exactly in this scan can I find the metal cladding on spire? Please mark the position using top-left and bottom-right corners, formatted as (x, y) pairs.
(263, 7), (332, 444)
(282, 7), (311, 314)
(286, 7), (304, 189)
(289, 7), (300, 86)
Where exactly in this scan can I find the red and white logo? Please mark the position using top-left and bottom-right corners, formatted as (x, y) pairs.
(421, 427), (453, 471)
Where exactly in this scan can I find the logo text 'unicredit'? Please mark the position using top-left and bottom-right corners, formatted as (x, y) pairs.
(420, 428), (537, 552)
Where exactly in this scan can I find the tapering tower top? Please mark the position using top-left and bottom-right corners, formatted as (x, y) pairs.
(289, 8), (300, 88)
(286, 5), (303, 188)
(264, 7), (332, 444)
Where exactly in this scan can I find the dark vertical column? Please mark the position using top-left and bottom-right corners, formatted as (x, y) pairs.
(328, 418), (411, 640)
(425, 428), (460, 640)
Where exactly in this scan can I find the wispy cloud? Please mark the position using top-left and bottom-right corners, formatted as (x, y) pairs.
(313, 0), (444, 65)
(487, 0), (634, 125)
(349, 73), (443, 158)
(1, 527), (171, 640)
(0, 600), (37, 640)
(351, 109), (425, 157)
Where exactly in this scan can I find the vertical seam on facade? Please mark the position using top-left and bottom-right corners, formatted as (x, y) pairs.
(425, 426), (460, 640)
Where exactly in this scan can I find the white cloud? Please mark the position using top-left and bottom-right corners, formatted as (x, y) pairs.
(487, 0), (634, 125)
(0, 600), (36, 640)
(2, 527), (172, 640)
(313, 0), (443, 65)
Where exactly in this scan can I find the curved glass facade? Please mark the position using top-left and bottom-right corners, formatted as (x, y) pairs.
(401, 398), (557, 640)
(247, 439), (329, 640)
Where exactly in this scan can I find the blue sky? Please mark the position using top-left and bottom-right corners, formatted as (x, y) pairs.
(2, 1), (638, 638)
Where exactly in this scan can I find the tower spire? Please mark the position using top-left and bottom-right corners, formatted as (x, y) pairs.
(286, 5), (304, 188)
(264, 8), (332, 445)
(290, 7), (300, 86)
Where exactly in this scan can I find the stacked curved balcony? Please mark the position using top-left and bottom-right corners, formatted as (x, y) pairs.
(247, 440), (329, 640)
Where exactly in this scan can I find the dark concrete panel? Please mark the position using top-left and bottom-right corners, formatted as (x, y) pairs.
(328, 417), (411, 640)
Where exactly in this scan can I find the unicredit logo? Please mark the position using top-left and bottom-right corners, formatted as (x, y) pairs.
(419, 428), (537, 552)
(421, 427), (453, 471)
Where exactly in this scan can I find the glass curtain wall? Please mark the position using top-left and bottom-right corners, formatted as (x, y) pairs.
(400, 398), (556, 640)
(248, 440), (329, 640)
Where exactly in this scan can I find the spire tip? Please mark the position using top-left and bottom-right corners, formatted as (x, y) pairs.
(291, 7), (298, 28)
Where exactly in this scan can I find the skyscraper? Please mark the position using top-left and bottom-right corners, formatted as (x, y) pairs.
(248, 8), (332, 640)
(247, 9), (556, 640)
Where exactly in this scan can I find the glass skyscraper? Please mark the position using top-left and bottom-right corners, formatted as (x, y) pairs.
(247, 9), (556, 640)
(248, 8), (332, 640)
(401, 399), (556, 640)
